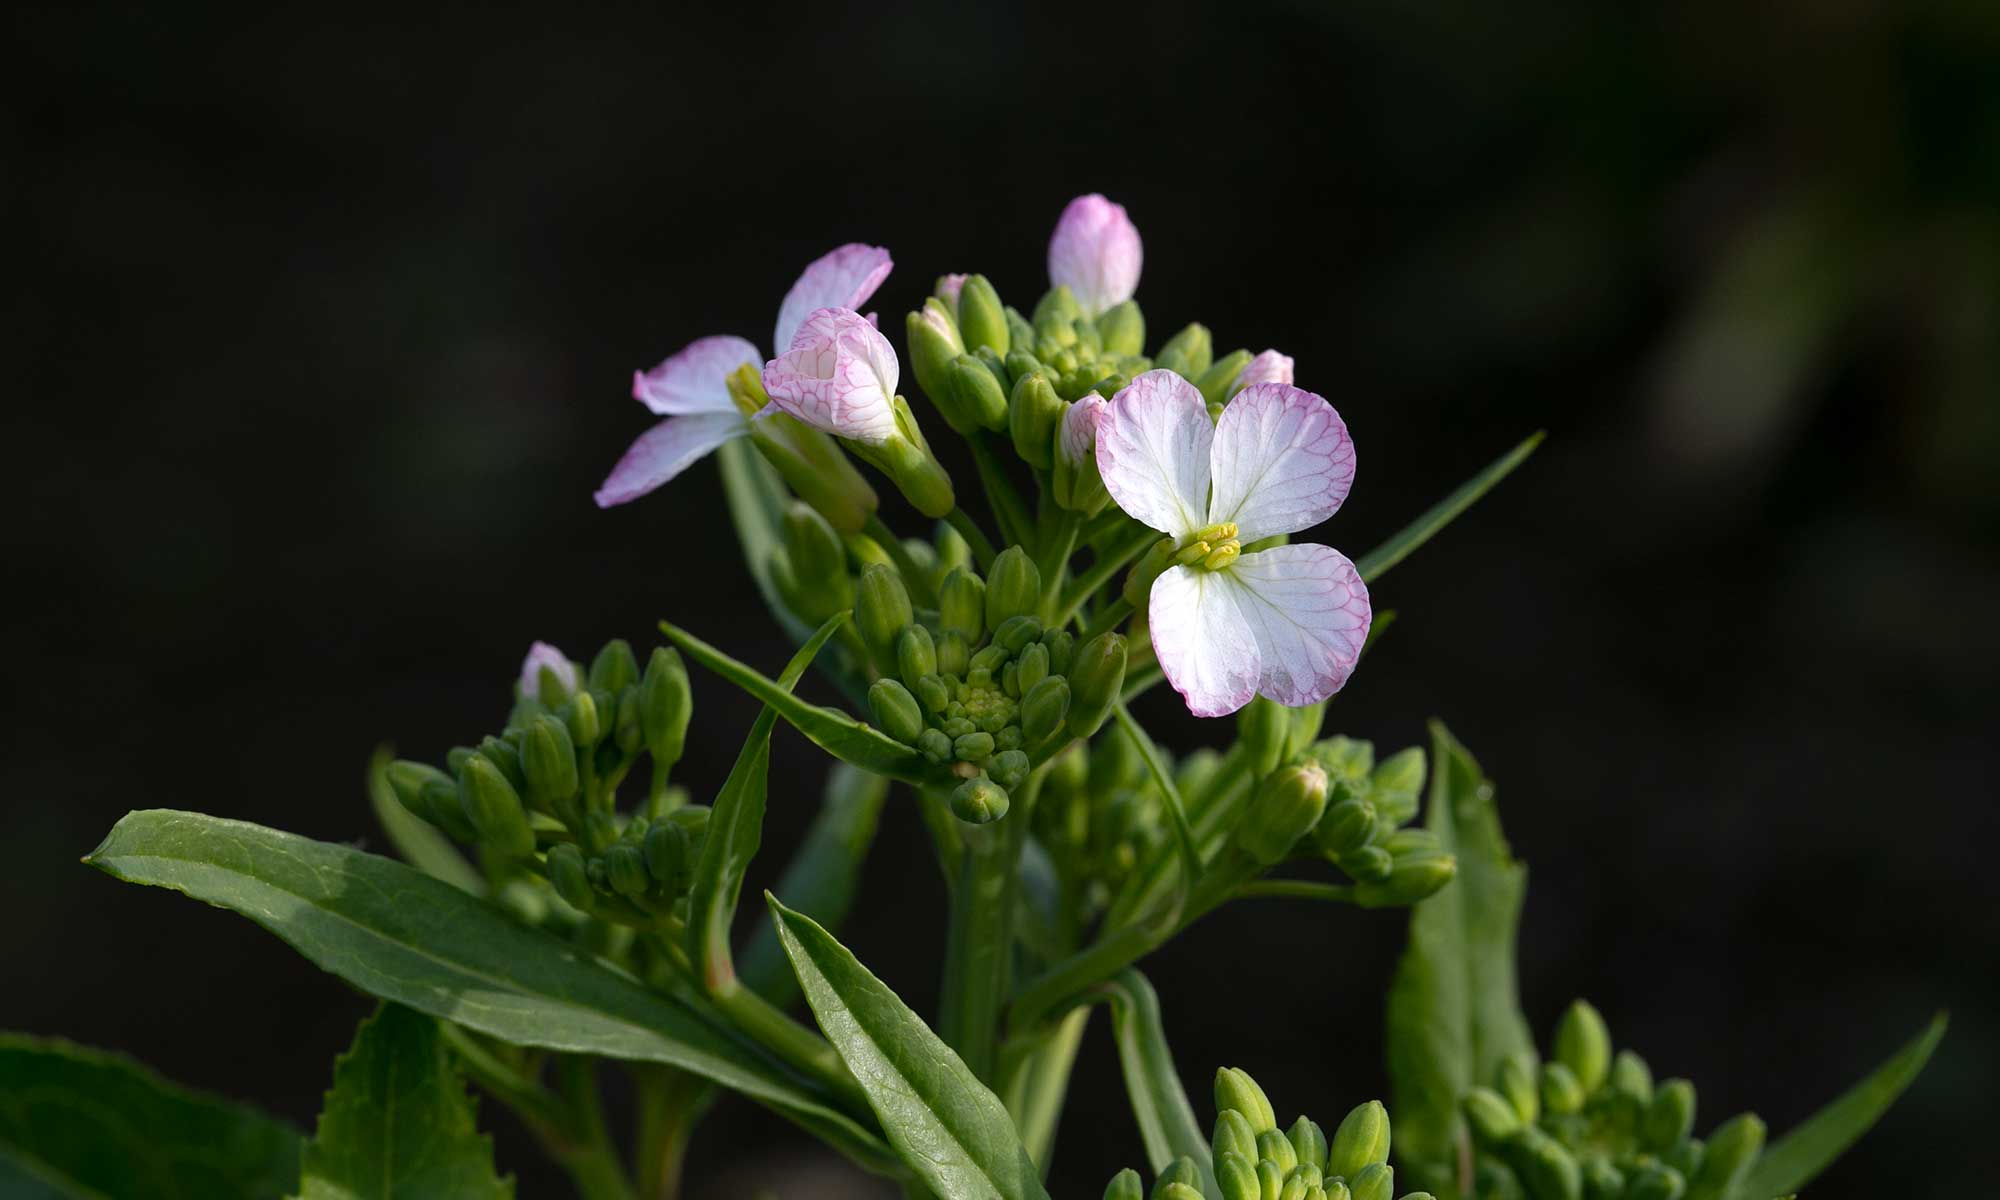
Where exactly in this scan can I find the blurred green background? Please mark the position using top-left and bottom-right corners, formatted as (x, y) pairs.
(7, 0), (1996, 1194)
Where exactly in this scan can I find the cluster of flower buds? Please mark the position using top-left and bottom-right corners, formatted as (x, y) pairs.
(382, 639), (706, 929)
(1032, 728), (1225, 914)
(854, 544), (1128, 823)
(1459, 1001), (1766, 1200)
(1297, 736), (1456, 907)
(1104, 1067), (1436, 1200)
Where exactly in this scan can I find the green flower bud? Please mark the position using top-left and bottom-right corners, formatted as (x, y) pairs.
(581, 809), (618, 855)
(1645, 1079), (1697, 1152)
(954, 274), (1009, 356)
(985, 546), (1041, 630)
(990, 615), (1040, 654)
(893, 624), (936, 688)
(1624, 1164), (1686, 1200)
(907, 300), (970, 427)
(1032, 284), (1080, 334)
(1464, 1086), (1521, 1144)
(588, 639), (640, 695)
(441, 746), (472, 778)
(1497, 1051), (1542, 1125)
(1196, 349), (1254, 407)
(1314, 795), (1377, 856)
(1339, 844), (1394, 884)
(1542, 1061), (1585, 1115)
(1352, 850), (1457, 908)
(1215, 1150), (1260, 1200)
(856, 563), (914, 667)
(1155, 322), (1213, 377)
(1370, 744), (1425, 795)
(1097, 299), (1145, 356)
(846, 399), (956, 517)
(1238, 696), (1291, 779)
(1066, 631), (1127, 737)
(1610, 1050), (1654, 1108)
(989, 749), (1030, 790)
(418, 778), (479, 842)
(1213, 1108), (1260, 1164)
(1156, 1185), (1202, 1200)
(949, 353), (1010, 432)
(950, 777), (1009, 823)
(1009, 371), (1065, 469)
(939, 567), (987, 642)
(917, 728), (954, 763)
(1103, 1169), (1144, 1200)
(1554, 1000), (1612, 1094)
(1123, 536), (1179, 607)
(1665, 1137), (1704, 1179)
(1506, 1128), (1581, 1200)
(1013, 640), (1051, 695)
(522, 714), (580, 813)
(1155, 1157), (1202, 1195)
(868, 679), (926, 745)
(1236, 762), (1330, 866)
(1326, 1101), (1390, 1180)
(1582, 1159), (1624, 1200)
(1275, 1170), (1310, 1200)
(605, 843), (650, 898)
(640, 647), (692, 771)
(1021, 676), (1071, 745)
(477, 735), (528, 793)
(912, 672), (950, 714)
(953, 731), (995, 761)
(563, 689), (602, 750)
(1686, 1114), (1763, 1200)
(1214, 1067), (1277, 1134)
(1475, 1160), (1526, 1200)
(1258, 1130), (1299, 1176)
(642, 820), (688, 892)
(614, 687), (645, 755)
(385, 760), (452, 820)
(458, 756), (535, 858)
(742, 397), (878, 534)
(547, 842), (594, 912)
(1257, 1159), (1287, 1200)
(1347, 1163), (1393, 1200)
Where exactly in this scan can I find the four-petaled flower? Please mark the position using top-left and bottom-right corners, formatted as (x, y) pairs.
(595, 244), (893, 508)
(760, 307), (902, 445)
(1047, 194), (1143, 317)
(1096, 370), (1370, 717)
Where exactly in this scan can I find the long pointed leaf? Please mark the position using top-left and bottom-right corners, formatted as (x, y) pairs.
(1385, 721), (1534, 1177)
(83, 811), (892, 1170)
(716, 436), (815, 645)
(1356, 431), (1543, 583)
(767, 895), (1052, 1200)
(1095, 970), (1215, 1198)
(1739, 1011), (1947, 1197)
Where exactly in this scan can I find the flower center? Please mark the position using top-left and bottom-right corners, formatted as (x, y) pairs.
(1174, 523), (1240, 572)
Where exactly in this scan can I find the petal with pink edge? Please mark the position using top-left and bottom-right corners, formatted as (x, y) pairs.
(1222, 544), (1371, 707)
(1206, 382), (1355, 543)
(773, 244), (893, 352)
(1232, 348), (1295, 392)
(1149, 564), (1262, 718)
(761, 307), (901, 444)
(1059, 393), (1106, 465)
(1095, 370), (1212, 538)
(518, 641), (582, 700)
(1047, 194), (1143, 317)
(592, 411), (747, 508)
(631, 335), (762, 416)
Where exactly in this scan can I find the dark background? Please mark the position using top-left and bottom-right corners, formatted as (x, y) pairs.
(8, 1), (1997, 1195)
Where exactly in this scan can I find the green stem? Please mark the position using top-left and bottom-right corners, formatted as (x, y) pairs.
(865, 514), (939, 607)
(1079, 598), (1134, 644)
(708, 976), (869, 1112)
(634, 1068), (709, 1200)
(1053, 528), (1155, 630)
(969, 434), (1033, 550)
(1235, 879), (1356, 903)
(554, 1057), (641, 1200)
(1079, 506), (1132, 549)
(945, 506), (999, 570)
(999, 1007), (1091, 1174)
(1035, 508), (1080, 617)
(440, 1023), (569, 1134)
(938, 798), (1031, 1083)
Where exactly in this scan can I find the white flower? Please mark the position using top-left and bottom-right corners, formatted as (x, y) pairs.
(760, 307), (902, 445)
(1096, 370), (1369, 717)
(1047, 194), (1143, 317)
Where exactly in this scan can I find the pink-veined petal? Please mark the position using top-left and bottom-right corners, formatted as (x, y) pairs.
(592, 410), (747, 508)
(1233, 348), (1295, 392)
(631, 335), (762, 416)
(1095, 369), (1212, 538)
(1058, 393), (1106, 466)
(774, 244), (893, 352)
(761, 307), (901, 444)
(518, 641), (582, 700)
(1150, 565), (1262, 718)
(1047, 194), (1143, 316)
(1222, 544), (1371, 706)
(1206, 382), (1356, 543)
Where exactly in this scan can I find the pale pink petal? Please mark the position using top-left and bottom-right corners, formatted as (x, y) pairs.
(761, 307), (900, 444)
(1206, 382), (1356, 543)
(631, 335), (762, 415)
(1058, 394), (1106, 466)
(593, 411), (747, 507)
(774, 244), (893, 352)
(1149, 565), (1261, 718)
(935, 273), (967, 309)
(1095, 370), (1212, 538)
(1047, 194), (1142, 316)
(518, 641), (583, 700)
(1233, 349), (1295, 392)
(1222, 545), (1371, 706)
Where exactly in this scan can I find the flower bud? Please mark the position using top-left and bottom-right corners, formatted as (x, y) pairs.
(1348, 1163), (1393, 1200)
(1339, 844), (1394, 883)
(955, 274), (1009, 356)
(418, 778), (479, 841)
(1215, 1151), (1259, 1200)
(783, 500), (850, 588)
(1031, 284), (1082, 333)
(1498, 1050), (1541, 1125)
(1097, 299), (1145, 356)
(1257, 1160), (1287, 1200)
(1505, 1128), (1581, 1200)
(896, 625), (937, 689)
(614, 688), (645, 755)
(906, 300), (969, 428)
(1021, 676), (1071, 746)
(1236, 762), (1330, 866)
(1066, 632), (1127, 737)
(1314, 796), (1377, 857)
(564, 689), (602, 750)
(1687, 1114), (1763, 1199)
(1610, 1050), (1654, 1109)
(1370, 745), (1425, 796)
(929, 573), (981, 651)
(867, 678), (926, 745)
(739, 378), (879, 532)
(985, 547), (1041, 630)
(547, 843), (594, 912)
(386, 760), (452, 821)
(1015, 641), (1051, 695)
(856, 563), (914, 668)
(1195, 349), (1254, 408)
(477, 735), (528, 793)
(1123, 537), (1180, 608)
(522, 714), (580, 814)
(1009, 371), (1065, 469)
(1214, 1067), (1277, 1134)
(642, 820), (688, 893)
(1238, 696), (1291, 779)
(953, 731), (995, 761)
(1258, 1130), (1299, 1176)
(948, 354), (1010, 432)
(588, 639), (640, 696)
(1665, 1137), (1704, 1179)
(606, 843), (650, 898)
(458, 756), (536, 858)
(1214, 1108), (1259, 1164)
(520, 641), (583, 707)
(1156, 1157), (1202, 1195)
(1155, 323), (1213, 378)
(950, 777), (1009, 824)
(1554, 1000), (1612, 1094)
(1054, 394), (1110, 514)
(1103, 1169), (1144, 1200)
(640, 647), (692, 771)
(917, 728), (954, 763)
(1354, 849), (1457, 908)
(989, 749), (1030, 789)
(1583, 1159), (1624, 1200)
(1326, 1101), (1390, 1180)
(582, 809), (618, 855)
(1155, 1185), (1202, 1200)
(1645, 1079), (1697, 1152)
(1464, 1087), (1521, 1144)
(1624, 1164), (1686, 1200)
(1541, 1062), (1585, 1116)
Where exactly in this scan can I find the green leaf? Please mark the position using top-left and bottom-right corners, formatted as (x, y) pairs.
(1385, 721), (1534, 1177)
(83, 811), (893, 1170)
(294, 1004), (510, 1199)
(0, 1033), (300, 1199)
(661, 620), (953, 788)
(717, 435), (816, 646)
(1738, 1011), (1948, 1197)
(687, 613), (842, 991)
(1094, 970), (1215, 1198)
(767, 895), (1052, 1200)
(365, 745), (483, 896)
(738, 763), (890, 1007)
(1355, 431), (1543, 583)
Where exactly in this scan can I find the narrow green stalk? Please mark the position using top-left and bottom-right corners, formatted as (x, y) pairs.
(634, 1067), (709, 1200)
(969, 434), (1033, 549)
(708, 976), (869, 1112)
(945, 506), (999, 570)
(553, 1056), (641, 1200)
(938, 801), (1030, 1083)
(1035, 509), (1080, 618)
(1000, 1007), (1091, 1174)
(440, 1023), (569, 1134)
(1235, 879), (1356, 903)
(1079, 598), (1134, 644)
(864, 514), (939, 607)
(1079, 505), (1132, 549)
(1119, 664), (1164, 703)
(1054, 527), (1155, 629)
